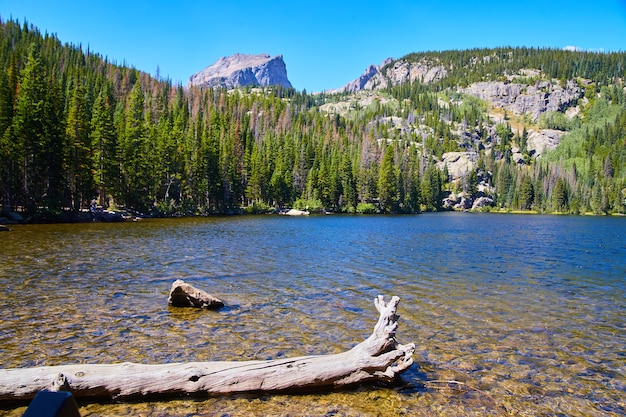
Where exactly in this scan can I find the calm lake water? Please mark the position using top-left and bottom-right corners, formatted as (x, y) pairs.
(1, 213), (625, 416)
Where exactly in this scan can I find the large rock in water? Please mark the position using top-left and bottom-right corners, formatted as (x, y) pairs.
(188, 53), (292, 90)
(168, 279), (224, 309)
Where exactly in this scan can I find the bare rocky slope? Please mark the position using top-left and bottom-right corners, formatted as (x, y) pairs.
(319, 51), (600, 211)
(330, 57), (447, 93)
(188, 53), (292, 90)
(328, 54), (586, 165)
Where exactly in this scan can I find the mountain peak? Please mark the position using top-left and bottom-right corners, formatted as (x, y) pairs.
(189, 53), (292, 90)
(327, 58), (393, 93)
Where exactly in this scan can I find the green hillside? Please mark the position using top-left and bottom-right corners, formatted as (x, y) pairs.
(1, 18), (625, 221)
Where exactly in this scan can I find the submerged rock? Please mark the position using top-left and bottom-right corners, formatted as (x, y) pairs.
(168, 279), (224, 309)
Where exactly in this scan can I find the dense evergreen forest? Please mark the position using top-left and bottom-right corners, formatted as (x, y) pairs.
(1, 18), (625, 221)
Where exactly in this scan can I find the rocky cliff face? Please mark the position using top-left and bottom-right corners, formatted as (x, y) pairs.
(335, 64), (381, 93)
(333, 57), (447, 93)
(373, 58), (448, 89)
(339, 57), (582, 125)
(330, 58), (393, 93)
(460, 80), (583, 122)
(189, 54), (292, 90)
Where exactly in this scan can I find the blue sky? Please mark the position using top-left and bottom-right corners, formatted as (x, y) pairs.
(2, 0), (625, 92)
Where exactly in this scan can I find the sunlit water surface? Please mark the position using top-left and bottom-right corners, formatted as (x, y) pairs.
(1, 213), (625, 416)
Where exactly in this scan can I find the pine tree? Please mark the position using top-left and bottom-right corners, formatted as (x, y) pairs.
(0, 67), (13, 137)
(205, 108), (223, 211)
(0, 66), (16, 209)
(378, 145), (398, 212)
(245, 143), (264, 204)
(91, 82), (118, 207)
(43, 73), (66, 212)
(121, 78), (150, 212)
(402, 148), (421, 213)
(65, 78), (94, 211)
(552, 178), (569, 213)
(339, 152), (357, 212)
(421, 165), (442, 211)
(519, 175), (534, 210)
(12, 43), (48, 213)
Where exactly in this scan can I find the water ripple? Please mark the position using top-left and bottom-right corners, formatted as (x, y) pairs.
(0, 213), (625, 416)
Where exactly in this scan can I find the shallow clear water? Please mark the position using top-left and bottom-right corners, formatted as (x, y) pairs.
(1, 213), (625, 416)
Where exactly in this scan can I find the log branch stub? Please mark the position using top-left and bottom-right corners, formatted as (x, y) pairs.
(0, 295), (414, 402)
(50, 373), (70, 392)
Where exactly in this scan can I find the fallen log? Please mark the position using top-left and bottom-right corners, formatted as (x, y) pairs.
(0, 296), (414, 403)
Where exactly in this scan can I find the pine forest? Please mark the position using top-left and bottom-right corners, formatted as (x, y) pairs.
(1, 18), (625, 221)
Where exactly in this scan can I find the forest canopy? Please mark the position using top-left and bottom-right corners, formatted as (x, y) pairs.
(1, 18), (625, 221)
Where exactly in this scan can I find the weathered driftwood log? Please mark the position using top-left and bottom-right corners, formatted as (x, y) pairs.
(167, 279), (224, 309)
(0, 296), (414, 403)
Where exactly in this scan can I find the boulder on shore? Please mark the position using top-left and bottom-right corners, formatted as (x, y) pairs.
(280, 208), (310, 216)
(472, 196), (494, 210)
(167, 279), (224, 310)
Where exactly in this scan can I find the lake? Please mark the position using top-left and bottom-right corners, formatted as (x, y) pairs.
(0, 212), (625, 416)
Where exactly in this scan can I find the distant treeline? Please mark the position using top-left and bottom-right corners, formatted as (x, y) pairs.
(0, 18), (625, 220)
(400, 47), (626, 88)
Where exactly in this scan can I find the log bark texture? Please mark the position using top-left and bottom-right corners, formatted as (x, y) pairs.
(0, 296), (414, 402)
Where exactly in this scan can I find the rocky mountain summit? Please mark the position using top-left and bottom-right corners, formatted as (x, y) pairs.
(331, 57), (447, 93)
(188, 53), (292, 90)
(329, 58), (393, 93)
(373, 58), (448, 88)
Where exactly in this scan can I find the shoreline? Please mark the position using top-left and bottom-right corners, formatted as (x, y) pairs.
(1, 206), (622, 227)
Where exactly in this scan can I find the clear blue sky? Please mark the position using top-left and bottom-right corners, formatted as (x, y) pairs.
(2, 0), (625, 92)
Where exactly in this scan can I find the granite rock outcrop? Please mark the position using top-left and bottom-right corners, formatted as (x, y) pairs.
(436, 152), (479, 179)
(330, 57), (446, 93)
(526, 129), (565, 157)
(460, 80), (583, 122)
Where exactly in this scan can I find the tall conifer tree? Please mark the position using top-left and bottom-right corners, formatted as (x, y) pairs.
(12, 43), (48, 213)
